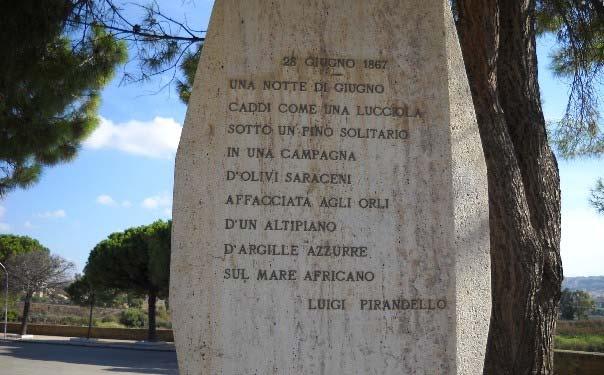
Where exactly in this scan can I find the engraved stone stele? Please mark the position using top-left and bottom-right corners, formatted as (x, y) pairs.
(170, 0), (491, 374)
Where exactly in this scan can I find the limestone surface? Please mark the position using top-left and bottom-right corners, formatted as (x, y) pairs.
(171, 0), (491, 374)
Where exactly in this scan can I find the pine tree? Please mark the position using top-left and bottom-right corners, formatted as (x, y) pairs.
(536, 1), (604, 216)
(0, 0), (127, 196)
(0, 234), (48, 262)
(455, 0), (603, 372)
(85, 220), (171, 341)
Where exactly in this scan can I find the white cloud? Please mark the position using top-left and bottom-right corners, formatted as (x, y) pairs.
(97, 195), (133, 209)
(35, 209), (66, 219)
(97, 194), (116, 206)
(142, 193), (172, 210)
(561, 209), (604, 277)
(0, 205), (5, 218)
(24, 221), (35, 229)
(163, 208), (172, 216)
(84, 117), (182, 159)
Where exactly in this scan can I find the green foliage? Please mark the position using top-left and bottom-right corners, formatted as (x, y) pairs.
(22, 311), (96, 326)
(66, 274), (117, 308)
(1, 309), (19, 322)
(537, 1), (604, 75)
(555, 334), (604, 352)
(590, 179), (604, 214)
(537, 0), (604, 157)
(84, 220), (171, 339)
(155, 305), (172, 328)
(0, 234), (48, 262)
(556, 320), (604, 353)
(560, 288), (596, 320)
(177, 43), (203, 104)
(120, 308), (147, 328)
(156, 318), (172, 329)
(113, 292), (145, 308)
(96, 321), (126, 329)
(0, 0), (127, 197)
(84, 220), (171, 297)
(145, 221), (172, 297)
(126, 294), (145, 309)
(86, 227), (151, 293)
(64, 1), (204, 85)
(101, 315), (118, 323)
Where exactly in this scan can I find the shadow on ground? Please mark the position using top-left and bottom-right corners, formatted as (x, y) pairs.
(0, 341), (178, 374)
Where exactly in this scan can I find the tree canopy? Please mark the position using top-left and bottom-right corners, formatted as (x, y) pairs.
(536, 1), (604, 214)
(560, 288), (596, 320)
(66, 274), (117, 308)
(591, 179), (604, 213)
(6, 251), (74, 298)
(537, 0), (604, 157)
(0, 234), (49, 262)
(176, 44), (203, 104)
(84, 220), (171, 340)
(85, 220), (171, 296)
(0, 0), (127, 197)
(66, 273), (118, 338)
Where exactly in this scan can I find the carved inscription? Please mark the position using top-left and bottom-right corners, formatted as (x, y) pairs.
(219, 55), (446, 311)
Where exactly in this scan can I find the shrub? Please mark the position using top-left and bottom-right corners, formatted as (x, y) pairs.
(57, 316), (98, 326)
(96, 321), (126, 329)
(28, 312), (48, 324)
(119, 308), (147, 328)
(101, 315), (118, 323)
(1, 309), (19, 322)
(56, 316), (86, 326)
(156, 318), (172, 329)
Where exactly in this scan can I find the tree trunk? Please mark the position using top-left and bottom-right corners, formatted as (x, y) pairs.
(87, 300), (94, 339)
(455, 0), (563, 374)
(148, 290), (157, 342)
(20, 292), (32, 336)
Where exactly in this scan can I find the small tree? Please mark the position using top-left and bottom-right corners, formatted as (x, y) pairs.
(66, 274), (116, 339)
(591, 179), (604, 214)
(85, 220), (171, 341)
(560, 288), (596, 320)
(560, 289), (576, 320)
(5, 251), (74, 335)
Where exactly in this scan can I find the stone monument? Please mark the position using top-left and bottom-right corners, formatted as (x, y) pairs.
(171, 0), (491, 373)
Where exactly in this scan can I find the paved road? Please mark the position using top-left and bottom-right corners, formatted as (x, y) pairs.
(0, 340), (178, 374)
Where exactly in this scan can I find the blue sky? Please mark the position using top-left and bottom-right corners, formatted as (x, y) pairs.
(0, 2), (602, 277)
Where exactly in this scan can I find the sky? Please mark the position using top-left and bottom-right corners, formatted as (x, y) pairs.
(0, 2), (602, 277)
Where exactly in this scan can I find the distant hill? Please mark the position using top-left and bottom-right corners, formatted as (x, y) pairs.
(563, 276), (604, 297)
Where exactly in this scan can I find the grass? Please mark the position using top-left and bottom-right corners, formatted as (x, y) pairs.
(555, 320), (604, 352)
(555, 334), (604, 352)
(95, 321), (127, 329)
(557, 320), (604, 336)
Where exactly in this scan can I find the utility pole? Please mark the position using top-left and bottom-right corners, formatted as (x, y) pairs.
(0, 262), (7, 339)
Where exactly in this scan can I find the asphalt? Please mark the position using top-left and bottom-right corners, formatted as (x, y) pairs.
(0, 336), (178, 374)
